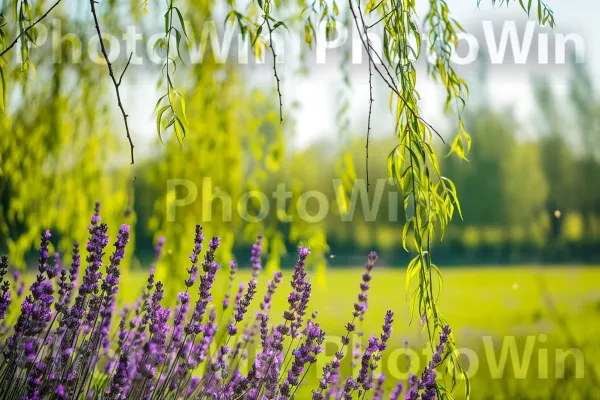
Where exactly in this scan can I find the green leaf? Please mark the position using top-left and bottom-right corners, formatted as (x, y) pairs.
(155, 105), (171, 141)
(153, 94), (168, 113)
(179, 95), (188, 125)
(402, 217), (413, 252)
(253, 25), (263, 46)
(174, 115), (185, 143)
(0, 63), (5, 111)
(173, 7), (190, 40)
(174, 29), (183, 61)
(273, 21), (288, 31)
(405, 256), (420, 294)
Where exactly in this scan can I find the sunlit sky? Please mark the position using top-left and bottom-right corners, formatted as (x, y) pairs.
(123, 0), (600, 156)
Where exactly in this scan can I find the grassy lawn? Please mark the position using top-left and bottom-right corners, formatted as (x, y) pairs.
(119, 265), (600, 339)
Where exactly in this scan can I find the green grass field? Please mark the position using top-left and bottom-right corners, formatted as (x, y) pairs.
(112, 266), (600, 399)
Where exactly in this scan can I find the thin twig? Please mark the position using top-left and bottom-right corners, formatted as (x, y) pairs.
(265, 8), (283, 123)
(89, 0), (135, 164)
(0, 0), (63, 57)
(348, 0), (446, 144)
(361, 0), (373, 192)
(118, 52), (133, 86)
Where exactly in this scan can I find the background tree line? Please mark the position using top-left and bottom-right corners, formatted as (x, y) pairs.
(127, 62), (600, 267)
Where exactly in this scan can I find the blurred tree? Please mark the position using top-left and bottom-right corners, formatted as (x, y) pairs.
(533, 77), (577, 240)
(569, 62), (600, 236)
(443, 103), (548, 235)
(0, 16), (135, 267)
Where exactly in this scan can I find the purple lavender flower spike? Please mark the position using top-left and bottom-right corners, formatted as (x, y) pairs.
(373, 373), (385, 400)
(48, 251), (61, 279)
(222, 260), (238, 311)
(355, 251), (377, 321)
(0, 255), (11, 320)
(56, 384), (66, 398)
(191, 305), (217, 365)
(106, 350), (131, 400)
(233, 282), (245, 314)
(12, 269), (20, 283)
(185, 225), (204, 288)
(58, 221), (109, 365)
(351, 342), (361, 368)
(38, 230), (52, 275)
(251, 234), (263, 278)
(81, 223), (109, 295)
(155, 235), (166, 258)
(235, 279), (257, 323)
(357, 335), (379, 391)
(286, 246), (310, 338)
(59, 242), (80, 313)
(187, 376), (201, 396)
(389, 381), (404, 400)
(403, 325), (451, 400)
(260, 271), (283, 315)
(279, 320), (325, 398)
(168, 291), (190, 354)
(86, 223), (125, 348)
(25, 230), (52, 305)
(314, 251), (378, 398)
(91, 201), (101, 225)
(24, 361), (45, 399)
(182, 232), (221, 376)
(102, 224), (130, 298)
(379, 310), (394, 353)
(8, 230), (55, 353)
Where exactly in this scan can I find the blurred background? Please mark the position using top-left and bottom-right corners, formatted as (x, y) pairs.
(1, 0), (599, 398)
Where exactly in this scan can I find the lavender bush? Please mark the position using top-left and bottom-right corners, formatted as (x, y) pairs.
(0, 205), (452, 399)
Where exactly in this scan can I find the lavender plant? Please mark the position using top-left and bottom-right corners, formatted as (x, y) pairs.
(0, 205), (454, 399)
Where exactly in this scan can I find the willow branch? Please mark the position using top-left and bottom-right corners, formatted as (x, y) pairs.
(366, 4), (403, 29)
(118, 52), (133, 86)
(265, 12), (283, 122)
(0, 0), (63, 57)
(348, 0), (446, 144)
(359, 0), (373, 192)
(89, 0), (135, 164)
(366, 60), (373, 191)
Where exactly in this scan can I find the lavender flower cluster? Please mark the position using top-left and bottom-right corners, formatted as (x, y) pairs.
(0, 204), (451, 400)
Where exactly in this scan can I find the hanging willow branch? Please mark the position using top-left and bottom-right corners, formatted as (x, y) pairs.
(265, 12), (283, 123)
(0, 0), (62, 58)
(343, 0), (555, 397)
(154, 0), (189, 144)
(362, 2), (373, 192)
(89, 0), (135, 164)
